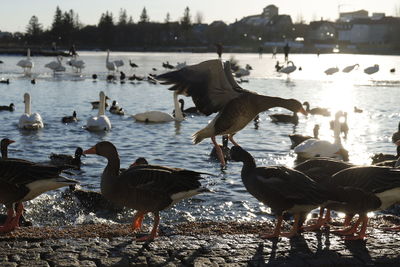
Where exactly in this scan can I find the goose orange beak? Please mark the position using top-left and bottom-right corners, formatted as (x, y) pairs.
(299, 107), (308, 116)
(83, 146), (96, 155)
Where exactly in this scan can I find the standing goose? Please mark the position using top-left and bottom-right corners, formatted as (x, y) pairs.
(327, 166), (400, 239)
(62, 111), (78, 123)
(83, 141), (209, 241)
(0, 146), (78, 233)
(230, 146), (328, 238)
(18, 93), (44, 130)
(289, 124), (319, 149)
(49, 147), (85, 170)
(156, 60), (306, 167)
(86, 91), (111, 132)
(302, 101), (330, 116)
(132, 91), (184, 123)
(16, 48), (34, 74)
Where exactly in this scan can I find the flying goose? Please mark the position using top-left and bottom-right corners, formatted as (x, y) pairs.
(0, 142), (78, 233)
(83, 141), (209, 241)
(230, 146), (328, 238)
(156, 59), (306, 167)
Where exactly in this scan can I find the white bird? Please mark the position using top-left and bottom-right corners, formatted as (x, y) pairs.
(132, 91), (184, 123)
(45, 56), (66, 74)
(16, 48), (34, 74)
(86, 91), (112, 131)
(294, 111), (349, 161)
(18, 93), (44, 130)
(324, 67), (339, 75)
(342, 64), (359, 73)
(67, 55), (85, 73)
(364, 64), (379, 75)
(106, 50), (124, 72)
(279, 61), (297, 75)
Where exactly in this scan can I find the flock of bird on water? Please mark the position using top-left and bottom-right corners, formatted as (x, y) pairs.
(1, 47), (400, 242)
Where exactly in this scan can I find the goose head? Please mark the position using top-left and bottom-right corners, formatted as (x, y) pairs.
(9, 103), (15, 111)
(287, 99), (307, 115)
(84, 141), (118, 161)
(1, 138), (15, 158)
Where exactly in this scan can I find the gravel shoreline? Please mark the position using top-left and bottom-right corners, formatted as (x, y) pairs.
(1, 217), (400, 266)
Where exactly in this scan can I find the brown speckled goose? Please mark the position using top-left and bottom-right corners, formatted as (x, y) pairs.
(83, 141), (209, 241)
(0, 141), (78, 232)
(327, 166), (400, 239)
(157, 60), (307, 167)
(230, 146), (327, 238)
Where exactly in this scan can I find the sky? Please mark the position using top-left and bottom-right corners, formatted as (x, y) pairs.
(1, 0), (400, 32)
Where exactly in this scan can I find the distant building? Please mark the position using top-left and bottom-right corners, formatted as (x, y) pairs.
(339, 10), (368, 22)
(262, 5), (279, 19)
(306, 21), (336, 43)
(338, 15), (400, 45)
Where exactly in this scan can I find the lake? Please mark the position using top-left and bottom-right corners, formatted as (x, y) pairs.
(0, 51), (399, 226)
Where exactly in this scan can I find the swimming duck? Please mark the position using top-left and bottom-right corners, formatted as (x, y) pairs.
(61, 111), (78, 123)
(49, 147), (85, 170)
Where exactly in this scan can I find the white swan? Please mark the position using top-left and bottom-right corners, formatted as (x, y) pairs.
(86, 91), (111, 131)
(324, 67), (339, 75)
(342, 64), (359, 73)
(279, 61), (296, 75)
(45, 56), (66, 74)
(132, 91), (184, 123)
(364, 64), (379, 75)
(18, 93), (44, 130)
(16, 48), (34, 74)
(67, 55), (85, 73)
(294, 111), (349, 161)
(106, 50), (124, 72)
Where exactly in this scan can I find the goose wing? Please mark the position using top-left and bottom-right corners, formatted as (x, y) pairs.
(156, 60), (248, 115)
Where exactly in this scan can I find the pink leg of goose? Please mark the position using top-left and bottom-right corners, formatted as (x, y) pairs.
(0, 203), (23, 233)
(211, 136), (226, 167)
(280, 214), (301, 238)
(260, 216), (283, 239)
(332, 215), (362, 236)
(344, 215), (368, 240)
(228, 135), (239, 146)
(131, 211), (146, 231)
(137, 211), (160, 241)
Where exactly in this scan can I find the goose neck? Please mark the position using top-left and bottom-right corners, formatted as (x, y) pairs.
(253, 95), (294, 113)
(101, 152), (121, 193)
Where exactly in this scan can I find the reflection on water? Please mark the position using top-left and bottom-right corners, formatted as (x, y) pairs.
(0, 52), (399, 226)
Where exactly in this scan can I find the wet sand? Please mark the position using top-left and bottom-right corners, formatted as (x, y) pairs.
(1, 215), (400, 266)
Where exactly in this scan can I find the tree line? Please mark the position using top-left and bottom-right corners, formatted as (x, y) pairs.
(1, 6), (294, 51)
